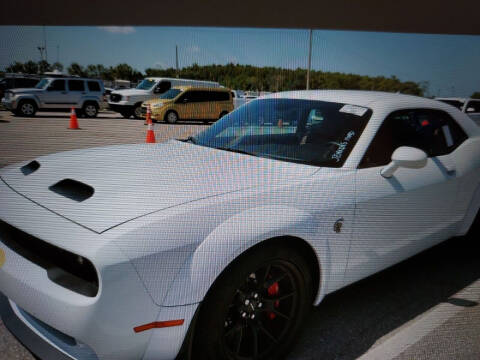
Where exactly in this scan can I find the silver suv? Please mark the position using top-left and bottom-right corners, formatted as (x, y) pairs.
(1, 77), (104, 117)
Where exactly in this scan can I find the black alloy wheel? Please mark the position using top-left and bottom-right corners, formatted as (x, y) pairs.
(194, 242), (313, 360)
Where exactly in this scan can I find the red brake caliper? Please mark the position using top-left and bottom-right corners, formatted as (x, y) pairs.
(267, 282), (280, 320)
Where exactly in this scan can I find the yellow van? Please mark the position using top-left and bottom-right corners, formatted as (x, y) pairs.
(142, 86), (234, 124)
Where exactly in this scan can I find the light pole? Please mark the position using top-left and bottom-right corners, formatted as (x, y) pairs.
(306, 29), (313, 90)
(43, 26), (48, 63)
(175, 45), (179, 78)
(37, 46), (45, 61)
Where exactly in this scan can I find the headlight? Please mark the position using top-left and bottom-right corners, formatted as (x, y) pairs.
(152, 102), (163, 108)
(124, 96), (130, 101)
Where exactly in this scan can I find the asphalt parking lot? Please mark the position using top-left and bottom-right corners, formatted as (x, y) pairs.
(0, 109), (479, 360)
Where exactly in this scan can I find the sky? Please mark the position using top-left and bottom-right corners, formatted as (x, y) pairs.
(0, 26), (479, 97)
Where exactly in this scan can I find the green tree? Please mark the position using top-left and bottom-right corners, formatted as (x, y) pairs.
(471, 92), (480, 99)
(52, 62), (64, 72)
(23, 61), (39, 74)
(38, 60), (52, 73)
(68, 62), (86, 77)
(5, 61), (25, 73)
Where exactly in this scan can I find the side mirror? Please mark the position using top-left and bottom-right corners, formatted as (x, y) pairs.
(381, 146), (428, 178)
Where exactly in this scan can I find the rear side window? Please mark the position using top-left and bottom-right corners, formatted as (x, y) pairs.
(213, 91), (230, 101)
(87, 81), (101, 92)
(48, 80), (65, 91)
(359, 109), (468, 168)
(466, 100), (480, 113)
(155, 81), (171, 93)
(68, 80), (85, 91)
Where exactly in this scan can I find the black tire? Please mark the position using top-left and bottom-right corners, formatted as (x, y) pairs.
(133, 104), (143, 119)
(165, 110), (179, 124)
(15, 100), (37, 117)
(193, 242), (313, 360)
(120, 111), (132, 119)
(82, 102), (98, 118)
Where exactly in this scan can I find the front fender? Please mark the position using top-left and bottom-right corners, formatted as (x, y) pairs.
(14, 94), (40, 108)
(161, 205), (328, 306)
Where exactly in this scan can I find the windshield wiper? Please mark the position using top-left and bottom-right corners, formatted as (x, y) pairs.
(214, 147), (258, 157)
(179, 136), (197, 144)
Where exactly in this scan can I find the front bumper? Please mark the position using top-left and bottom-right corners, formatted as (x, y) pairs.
(1, 98), (15, 110)
(108, 103), (133, 113)
(0, 294), (97, 360)
(140, 105), (164, 120)
(0, 178), (197, 360)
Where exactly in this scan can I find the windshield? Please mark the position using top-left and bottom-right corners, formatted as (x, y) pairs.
(136, 79), (156, 90)
(192, 98), (372, 167)
(159, 88), (183, 99)
(35, 79), (49, 89)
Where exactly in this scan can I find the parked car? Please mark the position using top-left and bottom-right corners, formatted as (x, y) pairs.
(0, 75), (40, 102)
(108, 77), (221, 119)
(1, 91), (480, 360)
(1, 77), (104, 117)
(435, 97), (480, 124)
(142, 86), (233, 124)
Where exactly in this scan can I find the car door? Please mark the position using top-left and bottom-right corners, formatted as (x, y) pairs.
(67, 79), (86, 107)
(344, 108), (466, 286)
(175, 90), (201, 120)
(38, 79), (70, 108)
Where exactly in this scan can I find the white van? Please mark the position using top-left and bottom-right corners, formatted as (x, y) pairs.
(108, 77), (221, 118)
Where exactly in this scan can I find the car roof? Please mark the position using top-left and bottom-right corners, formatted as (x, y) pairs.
(261, 90), (470, 110)
(435, 97), (468, 102)
(43, 77), (103, 82)
(173, 86), (230, 91)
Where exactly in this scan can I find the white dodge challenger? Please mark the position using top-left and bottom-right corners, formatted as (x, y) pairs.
(1, 91), (480, 360)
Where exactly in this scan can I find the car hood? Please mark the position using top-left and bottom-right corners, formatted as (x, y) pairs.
(9, 88), (44, 94)
(111, 88), (151, 97)
(0, 140), (317, 233)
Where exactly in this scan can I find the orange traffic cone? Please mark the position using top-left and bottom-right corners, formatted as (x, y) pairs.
(145, 121), (156, 143)
(144, 105), (152, 125)
(68, 107), (80, 129)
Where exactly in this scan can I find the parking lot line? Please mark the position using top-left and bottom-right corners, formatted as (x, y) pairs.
(357, 278), (480, 360)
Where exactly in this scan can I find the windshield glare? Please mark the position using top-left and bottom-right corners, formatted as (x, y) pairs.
(192, 98), (372, 167)
(136, 79), (156, 90)
(159, 88), (182, 99)
(35, 79), (49, 89)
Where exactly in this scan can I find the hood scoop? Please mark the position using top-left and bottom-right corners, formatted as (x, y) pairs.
(49, 179), (94, 202)
(21, 160), (40, 176)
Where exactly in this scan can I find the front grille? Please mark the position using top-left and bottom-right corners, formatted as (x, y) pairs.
(109, 93), (122, 102)
(0, 220), (99, 297)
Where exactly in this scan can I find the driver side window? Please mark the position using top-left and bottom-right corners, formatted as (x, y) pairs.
(155, 81), (171, 94)
(48, 80), (66, 91)
(359, 109), (467, 169)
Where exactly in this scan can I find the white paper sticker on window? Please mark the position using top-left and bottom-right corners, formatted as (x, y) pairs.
(339, 104), (368, 117)
(442, 125), (454, 147)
